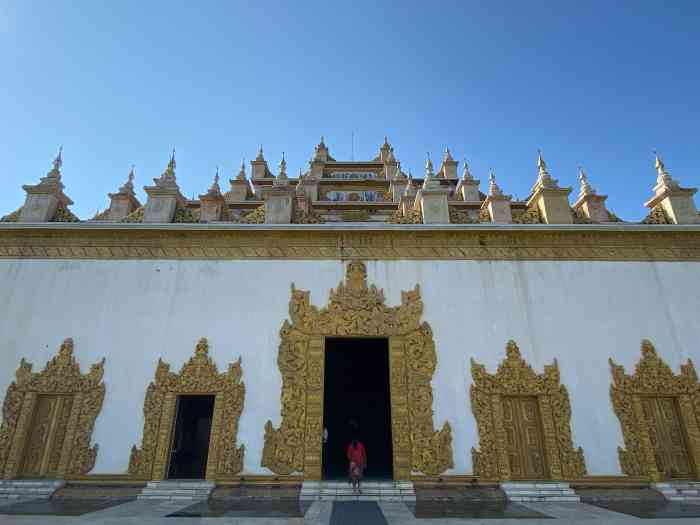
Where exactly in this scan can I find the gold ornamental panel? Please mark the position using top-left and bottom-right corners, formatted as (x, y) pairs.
(470, 340), (587, 481)
(128, 338), (245, 481)
(609, 340), (700, 481)
(1, 227), (699, 262)
(0, 338), (105, 479)
(261, 261), (453, 480)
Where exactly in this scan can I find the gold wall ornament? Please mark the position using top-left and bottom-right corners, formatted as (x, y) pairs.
(470, 340), (587, 480)
(128, 338), (245, 481)
(1, 227), (699, 262)
(0, 338), (105, 479)
(262, 260), (453, 480)
(609, 339), (700, 481)
(240, 205), (265, 224)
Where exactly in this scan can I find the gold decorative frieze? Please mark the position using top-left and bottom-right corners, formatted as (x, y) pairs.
(128, 338), (245, 481)
(609, 340), (700, 480)
(0, 338), (105, 479)
(261, 261), (453, 480)
(1, 227), (698, 261)
(470, 340), (587, 480)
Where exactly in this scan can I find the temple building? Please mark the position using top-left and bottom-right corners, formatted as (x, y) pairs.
(0, 136), (699, 503)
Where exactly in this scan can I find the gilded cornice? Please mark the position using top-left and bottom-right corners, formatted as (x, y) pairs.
(0, 224), (699, 261)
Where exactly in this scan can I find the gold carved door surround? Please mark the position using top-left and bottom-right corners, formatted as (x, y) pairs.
(128, 338), (245, 481)
(470, 340), (587, 481)
(0, 338), (105, 479)
(261, 261), (453, 480)
(610, 339), (700, 481)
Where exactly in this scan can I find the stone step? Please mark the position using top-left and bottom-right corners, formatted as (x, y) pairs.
(0, 480), (64, 500)
(299, 480), (415, 501)
(138, 480), (214, 501)
(501, 482), (580, 503)
(653, 482), (700, 503)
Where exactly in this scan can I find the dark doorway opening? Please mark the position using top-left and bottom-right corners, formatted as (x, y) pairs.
(167, 395), (215, 479)
(322, 337), (393, 480)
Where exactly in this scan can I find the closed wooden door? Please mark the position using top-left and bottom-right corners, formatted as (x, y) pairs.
(503, 396), (547, 479)
(19, 395), (74, 478)
(642, 397), (694, 479)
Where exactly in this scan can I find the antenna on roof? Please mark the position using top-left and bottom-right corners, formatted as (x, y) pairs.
(351, 130), (354, 161)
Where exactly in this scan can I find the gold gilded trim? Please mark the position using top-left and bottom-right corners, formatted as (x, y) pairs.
(0, 338), (105, 479)
(261, 261), (453, 480)
(609, 340), (700, 481)
(0, 227), (699, 261)
(128, 338), (245, 481)
(470, 340), (587, 480)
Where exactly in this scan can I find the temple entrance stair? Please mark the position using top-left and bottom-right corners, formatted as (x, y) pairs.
(300, 480), (415, 501)
(500, 481), (580, 502)
(0, 480), (64, 500)
(654, 481), (700, 503)
(137, 480), (214, 501)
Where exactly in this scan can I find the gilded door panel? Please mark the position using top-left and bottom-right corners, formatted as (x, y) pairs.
(19, 396), (57, 477)
(19, 395), (74, 478)
(643, 397), (693, 479)
(520, 397), (546, 479)
(503, 396), (547, 480)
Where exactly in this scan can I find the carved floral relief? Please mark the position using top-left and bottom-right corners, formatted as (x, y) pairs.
(470, 340), (587, 480)
(0, 338), (105, 479)
(262, 261), (453, 479)
(609, 339), (700, 480)
(128, 338), (245, 481)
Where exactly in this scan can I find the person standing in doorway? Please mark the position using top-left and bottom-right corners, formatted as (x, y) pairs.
(346, 437), (367, 495)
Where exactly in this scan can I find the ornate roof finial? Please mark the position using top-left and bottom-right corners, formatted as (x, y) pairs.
(209, 167), (221, 193)
(383, 135), (390, 147)
(425, 153), (434, 178)
(537, 150), (548, 176)
(256, 144), (265, 161)
(53, 145), (63, 170)
(578, 165), (595, 196)
(320, 135), (325, 146)
(236, 159), (246, 181)
(654, 151), (665, 175)
(118, 165), (136, 194)
(168, 148), (176, 170)
(277, 152), (288, 180)
(443, 146), (454, 162)
(488, 170), (503, 197)
(653, 150), (676, 188)
(462, 158), (473, 180)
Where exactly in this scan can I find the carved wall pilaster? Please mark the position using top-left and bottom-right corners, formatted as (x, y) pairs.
(609, 339), (700, 480)
(470, 340), (586, 480)
(261, 261), (453, 480)
(0, 338), (105, 479)
(128, 338), (245, 481)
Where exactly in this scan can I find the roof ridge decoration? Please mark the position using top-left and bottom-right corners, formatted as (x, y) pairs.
(261, 261), (453, 479)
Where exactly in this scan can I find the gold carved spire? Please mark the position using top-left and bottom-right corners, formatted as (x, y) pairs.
(256, 144), (265, 161)
(537, 150), (548, 178)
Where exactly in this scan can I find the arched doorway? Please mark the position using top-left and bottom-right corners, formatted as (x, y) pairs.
(261, 261), (453, 480)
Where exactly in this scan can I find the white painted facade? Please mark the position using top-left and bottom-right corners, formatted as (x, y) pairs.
(0, 258), (698, 477)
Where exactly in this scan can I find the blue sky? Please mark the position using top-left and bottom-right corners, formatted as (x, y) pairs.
(0, 0), (698, 220)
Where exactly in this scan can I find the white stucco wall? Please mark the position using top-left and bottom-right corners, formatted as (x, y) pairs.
(0, 258), (698, 476)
